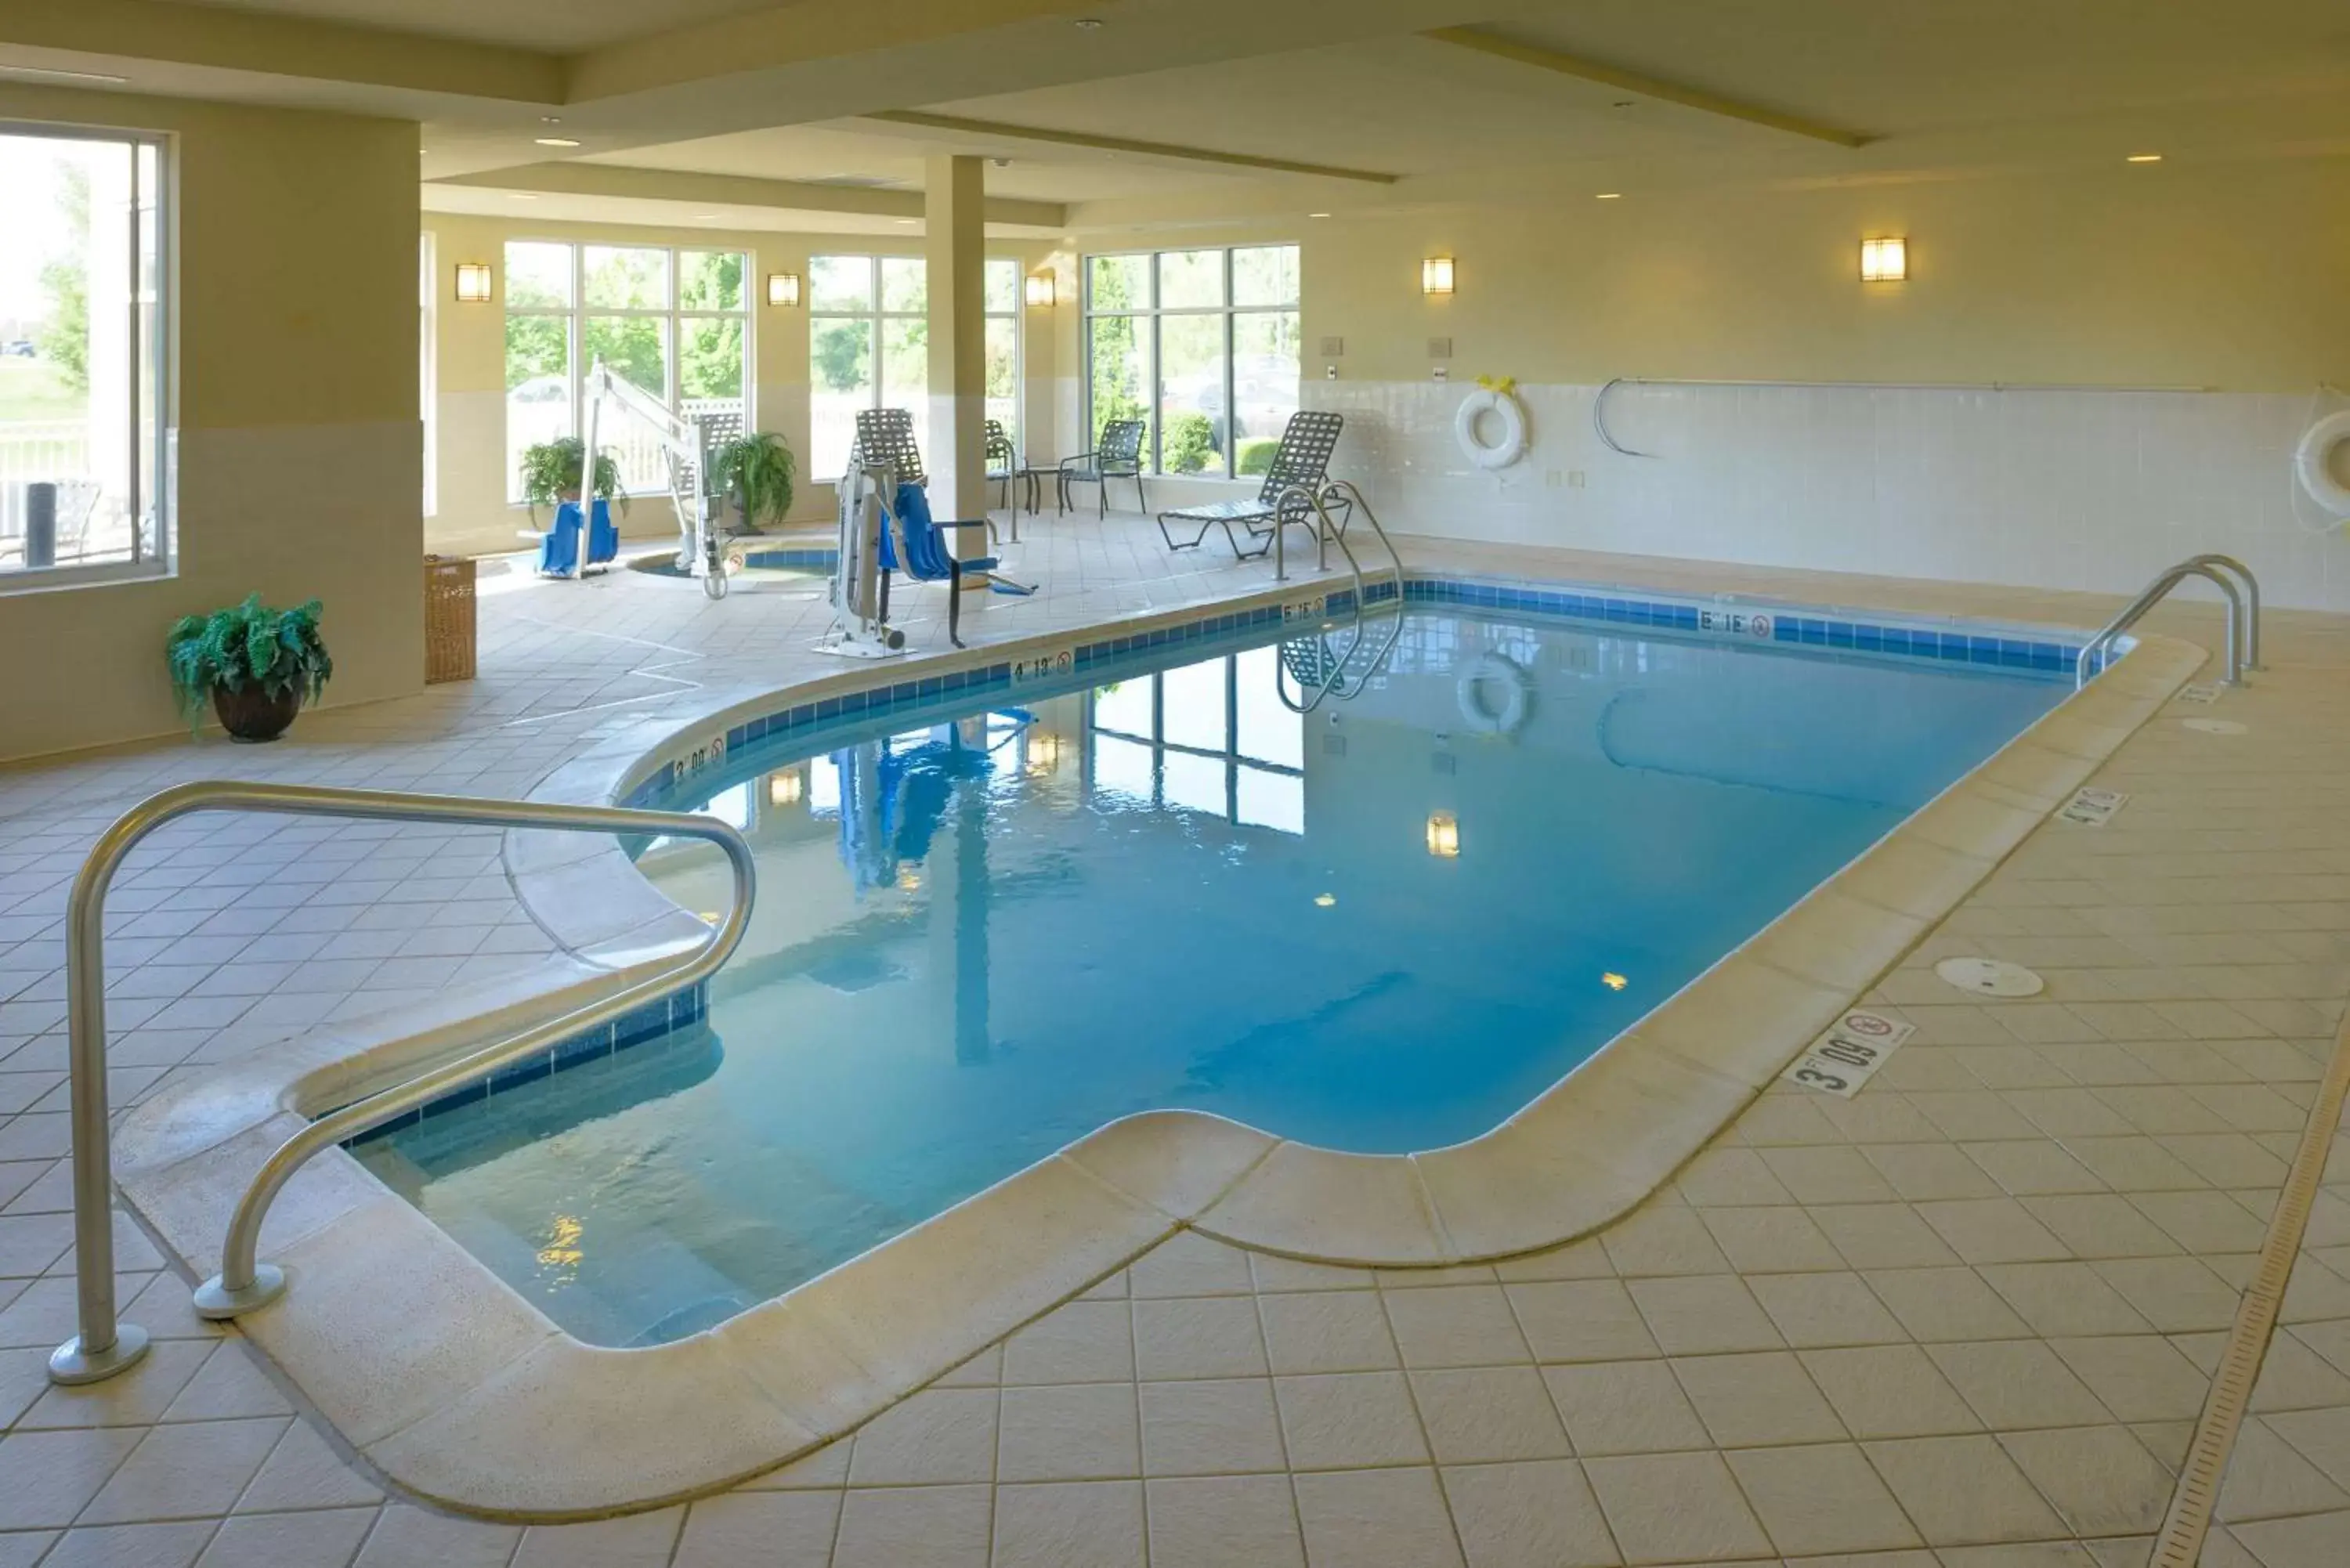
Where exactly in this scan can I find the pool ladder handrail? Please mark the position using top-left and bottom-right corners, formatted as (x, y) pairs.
(1271, 480), (1406, 714)
(2076, 554), (2261, 689)
(48, 780), (755, 1386)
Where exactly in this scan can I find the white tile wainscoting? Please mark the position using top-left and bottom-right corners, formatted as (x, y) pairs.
(1307, 379), (2350, 612)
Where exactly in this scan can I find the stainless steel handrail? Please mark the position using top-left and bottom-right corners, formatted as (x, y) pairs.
(2179, 554), (2261, 670)
(2077, 560), (2247, 690)
(48, 781), (754, 1386)
(1270, 481), (1405, 714)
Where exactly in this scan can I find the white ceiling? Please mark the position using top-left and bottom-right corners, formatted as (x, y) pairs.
(158, 0), (779, 50)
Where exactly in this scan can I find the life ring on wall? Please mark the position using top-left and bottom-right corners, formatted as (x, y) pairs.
(1455, 388), (1528, 471)
(2295, 410), (2350, 519)
(1457, 652), (1532, 734)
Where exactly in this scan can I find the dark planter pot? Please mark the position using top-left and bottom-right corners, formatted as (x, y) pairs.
(212, 685), (303, 743)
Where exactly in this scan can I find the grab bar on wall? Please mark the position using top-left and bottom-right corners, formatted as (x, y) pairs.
(47, 781), (754, 1386)
(2076, 556), (2259, 690)
(1591, 375), (2217, 459)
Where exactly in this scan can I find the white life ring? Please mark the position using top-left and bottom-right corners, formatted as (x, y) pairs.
(1456, 652), (1532, 734)
(1455, 388), (1528, 471)
(2295, 410), (2350, 518)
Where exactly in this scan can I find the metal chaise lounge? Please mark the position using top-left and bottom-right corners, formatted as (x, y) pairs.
(1155, 410), (1345, 558)
(1058, 418), (1147, 517)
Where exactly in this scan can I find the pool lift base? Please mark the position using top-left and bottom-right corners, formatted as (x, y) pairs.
(193, 1263), (286, 1321)
(816, 464), (909, 661)
(48, 1324), (150, 1386)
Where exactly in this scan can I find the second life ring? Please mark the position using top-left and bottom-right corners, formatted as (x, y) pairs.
(1457, 652), (1532, 734)
(2295, 410), (2350, 519)
(1455, 388), (1528, 471)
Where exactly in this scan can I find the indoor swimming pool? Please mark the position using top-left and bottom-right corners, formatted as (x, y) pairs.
(354, 600), (2070, 1346)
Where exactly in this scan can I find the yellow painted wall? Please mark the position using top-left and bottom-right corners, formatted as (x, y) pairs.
(423, 215), (1057, 555)
(0, 86), (421, 761)
(1293, 159), (2350, 390)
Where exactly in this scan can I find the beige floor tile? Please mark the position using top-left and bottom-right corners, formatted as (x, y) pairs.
(2023, 1194), (2185, 1259)
(2225, 1508), (2350, 1568)
(2266, 1404), (2350, 1489)
(845, 1386), (999, 1486)
(1293, 1466), (1466, 1568)
(2215, 1420), (2350, 1523)
(352, 1503), (521, 1568)
(2090, 1255), (2247, 1333)
(15, 1338), (214, 1430)
(832, 1483), (993, 1568)
(1140, 1378), (1288, 1476)
(1915, 1198), (2074, 1264)
(1760, 1145), (1901, 1205)
(1128, 1232), (1256, 1299)
(79, 1415), (286, 1526)
(194, 1507), (376, 1568)
(1813, 1205), (1965, 1270)
(1543, 1360), (1712, 1456)
(1998, 1425), (2173, 1536)
(1726, 1442), (1923, 1555)
(992, 1480), (1144, 1568)
(1601, 1205), (1734, 1277)
(1927, 1340), (2116, 1429)
(1144, 1474), (1306, 1568)
(1490, 1239), (1614, 1284)
(1860, 1143), (2007, 1202)
(1001, 1299), (1134, 1385)
(2131, 1190), (2272, 1254)
(158, 1342), (294, 1423)
(1862, 1435), (2068, 1545)
(1410, 1366), (1571, 1464)
(2067, 1137), (2210, 1194)
(1507, 1281), (1661, 1364)
(1696, 1206), (1847, 1274)
(1801, 1345), (1983, 1439)
(1963, 1139), (2109, 1196)
(2250, 1333), (2350, 1414)
(1271, 1372), (1427, 1471)
(1582, 1451), (1772, 1564)
(673, 1491), (841, 1567)
(1977, 1261), (2158, 1336)
(1669, 1351), (1846, 1447)
(1676, 1148), (1796, 1209)
(1258, 1289), (1399, 1375)
(1747, 1271), (1911, 1348)
(1384, 1284), (1533, 1368)
(37, 1522), (213, 1568)
(1440, 1458), (1620, 1568)
(509, 1506), (682, 1568)
(1133, 1295), (1270, 1382)
(1625, 1276), (1784, 1356)
(1863, 1266), (2035, 1342)
(234, 1416), (384, 1511)
(997, 1382), (1141, 1483)
(2050, 1335), (2213, 1422)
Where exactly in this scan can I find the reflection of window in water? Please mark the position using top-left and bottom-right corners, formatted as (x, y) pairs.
(1084, 650), (1305, 833)
(701, 782), (752, 831)
(808, 755), (841, 815)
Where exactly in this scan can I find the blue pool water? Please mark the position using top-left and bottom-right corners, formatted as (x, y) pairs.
(356, 603), (2066, 1345)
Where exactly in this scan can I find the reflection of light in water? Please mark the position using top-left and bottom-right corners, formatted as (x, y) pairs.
(768, 770), (804, 806)
(1025, 732), (1062, 776)
(896, 868), (923, 892)
(536, 1215), (584, 1292)
(1314, 893), (1336, 908)
(1426, 811), (1460, 858)
(1601, 972), (1629, 992)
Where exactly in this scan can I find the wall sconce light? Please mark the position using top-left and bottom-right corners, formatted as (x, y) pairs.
(1421, 256), (1456, 295)
(1024, 273), (1057, 308)
(453, 263), (494, 303)
(767, 770), (804, 807)
(1859, 237), (1907, 283)
(1426, 811), (1460, 858)
(766, 273), (803, 308)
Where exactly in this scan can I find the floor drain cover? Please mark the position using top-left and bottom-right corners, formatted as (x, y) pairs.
(2182, 717), (2248, 735)
(1935, 957), (2045, 997)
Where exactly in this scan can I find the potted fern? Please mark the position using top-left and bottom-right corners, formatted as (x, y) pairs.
(166, 594), (334, 742)
(518, 437), (627, 524)
(710, 432), (796, 534)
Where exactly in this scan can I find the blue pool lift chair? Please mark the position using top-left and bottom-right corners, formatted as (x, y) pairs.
(528, 497), (620, 576)
(1155, 410), (1346, 559)
(852, 409), (1035, 649)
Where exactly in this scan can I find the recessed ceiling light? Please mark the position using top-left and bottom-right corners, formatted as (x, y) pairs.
(2126, 153), (2163, 163)
(1595, 192), (1622, 200)
(1075, 16), (1104, 27)
(540, 115), (563, 124)
(508, 193), (538, 201)
(1611, 99), (1636, 109)
(535, 136), (581, 147)
(0, 63), (130, 85)
(1309, 211), (1332, 219)
(895, 218), (916, 224)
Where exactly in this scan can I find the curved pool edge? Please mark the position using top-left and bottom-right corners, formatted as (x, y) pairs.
(110, 582), (2207, 1520)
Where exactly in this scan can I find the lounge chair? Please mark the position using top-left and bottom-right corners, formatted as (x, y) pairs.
(852, 409), (1034, 649)
(985, 419), (1017, 513)
(1058, 419), (1146, 517)
(1155, 411), (1345, 558)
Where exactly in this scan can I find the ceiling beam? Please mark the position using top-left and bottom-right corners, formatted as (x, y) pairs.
(430, 161), (1068, 228)
(1422, 25), (1871, 150)
(862, 109), (1400, 183)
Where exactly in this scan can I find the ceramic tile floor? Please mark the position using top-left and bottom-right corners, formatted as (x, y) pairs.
(4, 515), (2350, 1566)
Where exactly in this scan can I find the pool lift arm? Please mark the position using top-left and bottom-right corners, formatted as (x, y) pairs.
(822, 461), (909, 658)
(577, 358), (732, 598)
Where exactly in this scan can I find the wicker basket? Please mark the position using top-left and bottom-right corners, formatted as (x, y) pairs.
(423, 555), (477, 684)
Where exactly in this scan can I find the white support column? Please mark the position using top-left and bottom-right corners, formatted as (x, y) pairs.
(924, 154), (987, 551)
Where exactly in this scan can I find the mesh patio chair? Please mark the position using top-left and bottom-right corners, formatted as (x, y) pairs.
(1058, 419), (1146, 517)
(1155, 411), (1346, 559)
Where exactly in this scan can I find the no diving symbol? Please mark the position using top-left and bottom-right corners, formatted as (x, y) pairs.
(1748, 614), (1773, 639)
(1841, 1012), (1895, 1038)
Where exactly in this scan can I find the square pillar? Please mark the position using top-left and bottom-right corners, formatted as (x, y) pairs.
(925, 154), (987, 544)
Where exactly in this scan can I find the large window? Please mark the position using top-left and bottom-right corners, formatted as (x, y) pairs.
(504, 242), (748, 500)
(809, 255), (1021, 480)
(0, 126), (168, 584)
(1084, 245), (1299, 480)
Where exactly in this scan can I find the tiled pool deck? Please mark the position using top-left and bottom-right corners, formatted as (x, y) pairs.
(2, 517), (2347, 1566)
